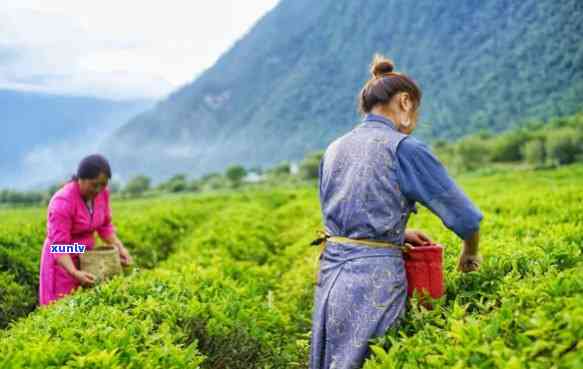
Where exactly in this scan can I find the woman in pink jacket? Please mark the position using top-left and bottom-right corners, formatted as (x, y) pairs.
(39, 154), (133, 306)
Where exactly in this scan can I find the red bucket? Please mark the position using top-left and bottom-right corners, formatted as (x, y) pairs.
(404, 243), (445, 305)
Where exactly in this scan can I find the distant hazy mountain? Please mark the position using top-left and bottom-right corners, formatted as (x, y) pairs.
(0, 89), (153, 189)
(103, 0), (583, 183)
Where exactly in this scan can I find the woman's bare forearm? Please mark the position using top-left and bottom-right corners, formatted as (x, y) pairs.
(55, 254), (78, 276)
(101, 233), (121, 247)
(462, 230), (480, 255)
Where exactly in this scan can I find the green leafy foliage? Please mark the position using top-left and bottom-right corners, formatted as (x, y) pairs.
(0, 194), (226, 327)
(436, 111), (583, 172)
(522, 139), (546, 166)
(361, 165), (583, 369)
(225, 165), (247, 188)
(0, 272), (35, 329)
(123, 175), (151, 196)
(0, 165), (582, 368)
(299, 151), (324, 180)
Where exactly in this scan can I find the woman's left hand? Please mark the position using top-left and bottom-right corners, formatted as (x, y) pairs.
(112, 241), (133, 266)
(405, 229), (432, 246)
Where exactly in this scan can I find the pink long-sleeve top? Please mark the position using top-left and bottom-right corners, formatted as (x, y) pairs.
(39, 180), (116, 305)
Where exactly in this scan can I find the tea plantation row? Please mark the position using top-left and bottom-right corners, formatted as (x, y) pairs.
(1, 166), (582, 368)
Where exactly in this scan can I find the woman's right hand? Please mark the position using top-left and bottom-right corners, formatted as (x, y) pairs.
(457, 252), (483, 272)
(72, 270), (97, 286)
(457, 230), (482, 272)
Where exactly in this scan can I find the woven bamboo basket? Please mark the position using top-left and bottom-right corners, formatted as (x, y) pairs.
(79, 245), (122, 283)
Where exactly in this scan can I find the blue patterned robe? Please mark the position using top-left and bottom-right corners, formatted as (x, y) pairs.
(309, 114), (483, 369)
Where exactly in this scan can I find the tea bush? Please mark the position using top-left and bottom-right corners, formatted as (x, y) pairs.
(1, 166), (582, 368)
(0, 194), (227, 327)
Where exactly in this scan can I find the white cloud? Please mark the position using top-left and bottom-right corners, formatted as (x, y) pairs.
(0, 0), (279, 100)
(18, 128), (113, 189)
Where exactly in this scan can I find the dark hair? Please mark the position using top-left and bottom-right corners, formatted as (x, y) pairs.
(70, 154), (112, 181)
(358, 54), (422, 114)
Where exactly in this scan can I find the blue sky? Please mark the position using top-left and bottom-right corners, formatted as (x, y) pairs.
(0, 0), (279, 100)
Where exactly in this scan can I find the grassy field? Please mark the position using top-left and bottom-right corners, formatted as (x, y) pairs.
(0, 165), (581, 368)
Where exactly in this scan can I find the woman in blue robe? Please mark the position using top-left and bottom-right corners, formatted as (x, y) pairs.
(309, 55), (484, 369)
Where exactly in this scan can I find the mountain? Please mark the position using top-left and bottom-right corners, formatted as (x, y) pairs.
(0, 89), (153, 189)
(103, 0), (583, 182)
